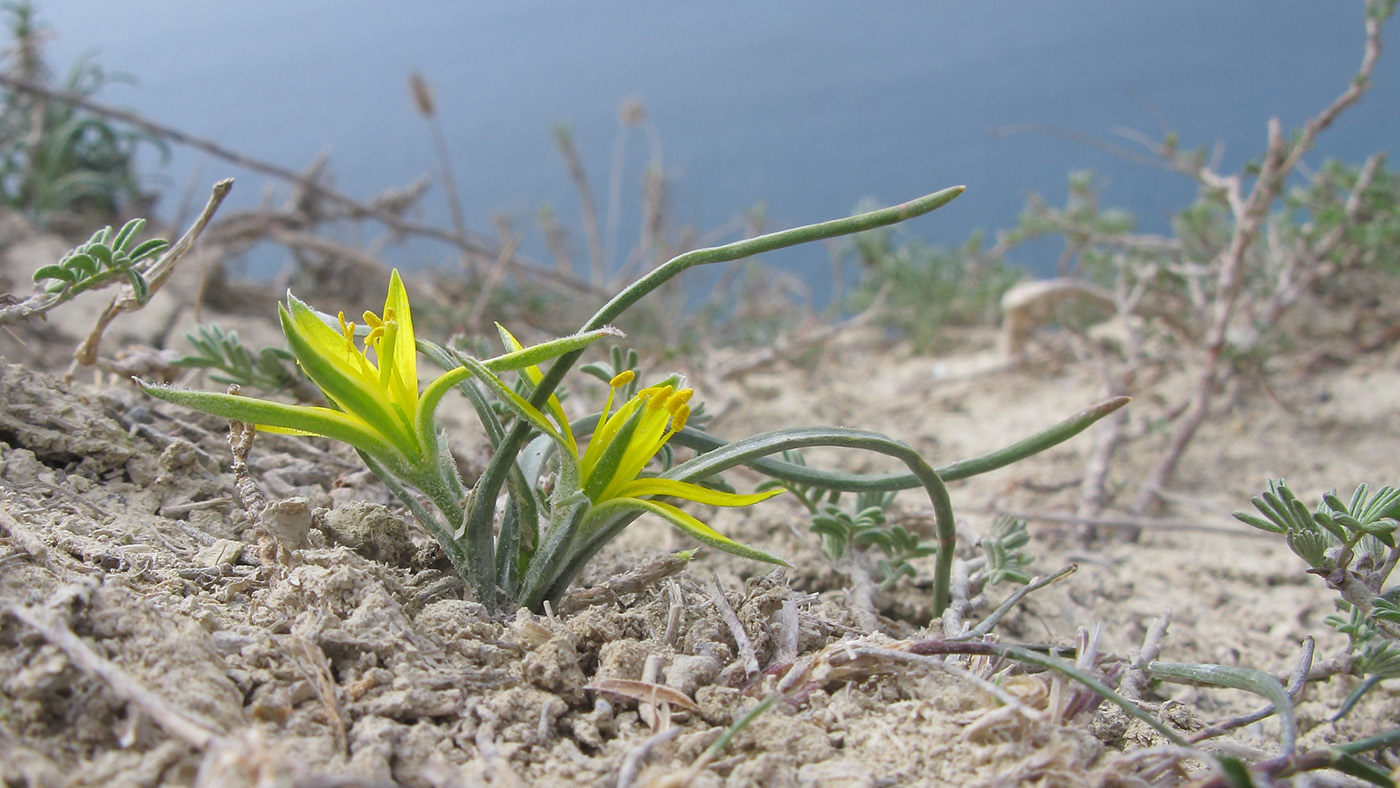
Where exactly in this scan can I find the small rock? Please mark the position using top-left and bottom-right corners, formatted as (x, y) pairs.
(318, 502), (412, 565)
(260, 497), (313, 550)
(665, 654), (720, 697)
(194, 539), (245, 568)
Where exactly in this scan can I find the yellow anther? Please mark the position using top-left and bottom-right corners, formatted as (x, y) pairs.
(647, 386), (674, 410)
(670, 404), (690, 433)
(666, 389), (694, 413)
(610, 370), (635, 388)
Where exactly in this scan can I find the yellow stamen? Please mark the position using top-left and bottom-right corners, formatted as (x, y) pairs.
(670, 403), (690, 433)
(337, 311), (360, 357)
(666, 388), (693, 415)
(647, 386), (673, 410)
(610, 370), (635, 388)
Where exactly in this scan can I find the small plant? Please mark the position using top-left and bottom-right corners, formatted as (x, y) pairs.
(172, 324), (312, 400)
(0, 215), (169, 329)
(142, 188), (1124, 616)
(1235, 480), (1400, 709)
(775, 461), (937, 589)
(0, 1), (164, 225)
(31, 217), (168, 302)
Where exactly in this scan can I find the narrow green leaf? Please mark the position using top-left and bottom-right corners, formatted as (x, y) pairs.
(88, 242), (113, 266)
(125, 269), (150, 304)
(1330, 753), (1395, 787)
(127, 238), (169, 263)
(1149, 661), (1295, 755)
(112, 217), (146, 252)
(1234, 511), (1286, 534)
(62, 253), (98, 277)
(1216, 757), (1257, 788)
(138, 381), (406, 471)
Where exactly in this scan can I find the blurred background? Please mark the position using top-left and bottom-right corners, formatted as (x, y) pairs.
(29, 0), (1399, 297)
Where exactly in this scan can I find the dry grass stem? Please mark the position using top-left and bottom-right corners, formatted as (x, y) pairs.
(6, 602), (219, 749)
(708, 575), (759, 679)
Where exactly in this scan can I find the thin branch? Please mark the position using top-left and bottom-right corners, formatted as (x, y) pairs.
(708, 575), (759, 679)
(0, 72), (602, 296)
(7, 603), (219, 749)
(73, 178), (232, 367)
(1132, 4), (1387, 514)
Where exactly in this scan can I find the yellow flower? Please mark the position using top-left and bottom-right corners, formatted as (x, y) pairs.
(144, 270), (467, 477)
(541, 364), (785, 565)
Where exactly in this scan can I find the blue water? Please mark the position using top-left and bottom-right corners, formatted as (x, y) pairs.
(36, 1), (1400, 300)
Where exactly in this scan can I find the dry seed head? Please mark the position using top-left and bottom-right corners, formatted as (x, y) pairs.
(409, 71), (436, 118)
(619, 97), (646, 127)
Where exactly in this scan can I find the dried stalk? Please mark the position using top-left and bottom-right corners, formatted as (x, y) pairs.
(7, 603), (219, 749)
(708, 575), (759, 679)
(1132, 4), (1387, 514)
(0, 72), (602, 297)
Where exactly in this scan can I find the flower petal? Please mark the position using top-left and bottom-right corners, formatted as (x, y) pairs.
(590, 498), (788, 566)
(280, 300), (420, 458)
(382, 269), (419, 416)
(611, 477), (784, 507)
(139, 381), (406, 464)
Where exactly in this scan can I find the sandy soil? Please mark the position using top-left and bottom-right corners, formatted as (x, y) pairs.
(2, 217), (1398, 787)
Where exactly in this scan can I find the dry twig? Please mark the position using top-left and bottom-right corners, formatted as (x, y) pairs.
(6, 603), (219, 749)
(708, 575), (759, 679)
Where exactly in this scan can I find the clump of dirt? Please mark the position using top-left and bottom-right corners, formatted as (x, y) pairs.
(2, 220), (1399, 785)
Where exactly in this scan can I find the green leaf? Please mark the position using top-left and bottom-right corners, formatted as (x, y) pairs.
(112, 217), (145, 252)
(1216, 757), (1257, 788)
(1330, 752), (1395, 787)
(1233, 511), (1285, 534)
(87, 242), (113, 266)
(125, 269), (149, 304)
(138, 380), (407, 472)
(127, 238), (169, 263)
(33, 264), (76, 283)
(1149, 661), (1296, 755)
(62, 253), (98, 277)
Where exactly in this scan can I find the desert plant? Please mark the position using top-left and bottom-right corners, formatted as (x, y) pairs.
(141, 188), (1127, 617)
(840, 211), (1023, 350)
(0, 1), (164, 225)
(0, 216), (168, 330)
(874, 1), (1396, 533)
(171, 323), (313, 400)
(29, 217), (167, 301)
(1236, 480), (1400, 688)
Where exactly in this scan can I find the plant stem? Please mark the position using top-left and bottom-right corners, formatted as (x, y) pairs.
(664, 426), (957, 615)
(669, 396), (1129, 491)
